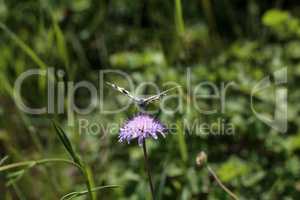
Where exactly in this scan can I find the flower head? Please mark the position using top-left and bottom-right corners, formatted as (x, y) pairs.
(119, 114), (167, 145)
(196, 151), (207, 168)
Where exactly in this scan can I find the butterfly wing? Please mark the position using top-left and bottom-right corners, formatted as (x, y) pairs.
(106, 82), (139, 102)
(143, 86), (180, 104)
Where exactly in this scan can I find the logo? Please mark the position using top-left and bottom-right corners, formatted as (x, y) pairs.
(251, 68), (287, 133)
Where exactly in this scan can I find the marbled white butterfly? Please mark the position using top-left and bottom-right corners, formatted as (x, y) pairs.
(106, 82), (179, 107)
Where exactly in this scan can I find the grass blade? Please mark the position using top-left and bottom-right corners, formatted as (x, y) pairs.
(0, 159), (82, 172)
(51, 121), (81, 164)
(60, 185), (120, 200)
(176, 120), (188, 163)
(174, 0), (185, 36)
(52, 16), (69, 70)
(0, 22), (47, 90)
(0, 23), (47, 70)
(0, 155), (9, 166)
(51, 121), (95, 200)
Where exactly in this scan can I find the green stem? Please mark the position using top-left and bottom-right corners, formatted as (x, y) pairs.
(0, 158), (96, 200)
(0, 158), (82, 172)
(142, 140), (155, 200)
(81, 164), (95, 200)
(174, 0), (185, 36)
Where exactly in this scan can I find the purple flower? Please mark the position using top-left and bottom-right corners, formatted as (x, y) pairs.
(119, 114), (167, 146)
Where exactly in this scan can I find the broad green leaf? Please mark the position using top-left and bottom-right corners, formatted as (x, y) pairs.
(262, 9), (289, 27)
(284, 134), (300, 153)
(217, 157), (250, 182)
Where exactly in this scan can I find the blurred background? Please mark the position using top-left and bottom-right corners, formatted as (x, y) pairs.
(0, 0), (300, 199)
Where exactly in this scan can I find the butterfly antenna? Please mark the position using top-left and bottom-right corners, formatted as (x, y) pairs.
(160, 85), (181, 96)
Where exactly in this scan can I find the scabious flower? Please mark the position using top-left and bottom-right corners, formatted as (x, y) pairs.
(119, 114), (167, 145)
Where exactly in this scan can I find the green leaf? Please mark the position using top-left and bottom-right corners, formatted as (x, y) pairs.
(5, 163), (34, 186)
(284, 134), (300, 153)
(109, 51), (165, 69)
(52, 121), (81, 164)
(0, 22), (47, 90)
(0, 155), (9, 166)
(217, 157), (250, 182)
(0, 23), (47, 70)
(262, 9), (289, 27)
(174, 0), (185, 36)
(60, 185), (120, 200)
(53, 17), (69, 69)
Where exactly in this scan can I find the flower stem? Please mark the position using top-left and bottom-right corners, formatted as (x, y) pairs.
(82, 165), (95, 200)
(142, 140), (155, 200)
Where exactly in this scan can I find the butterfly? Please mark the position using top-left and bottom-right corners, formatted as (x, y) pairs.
(106, 82), (179, 107)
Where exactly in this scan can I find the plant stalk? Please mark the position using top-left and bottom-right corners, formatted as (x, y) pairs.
(0, 158), (82, 172)
(142, 140), (155, 200)
(82, 166), (95, 200)
(207, 165), (239, 200)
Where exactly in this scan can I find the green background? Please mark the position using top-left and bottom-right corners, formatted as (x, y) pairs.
(0, 0), (299, 199)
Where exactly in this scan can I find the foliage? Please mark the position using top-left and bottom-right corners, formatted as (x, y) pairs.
(0, 0), (300, 199)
